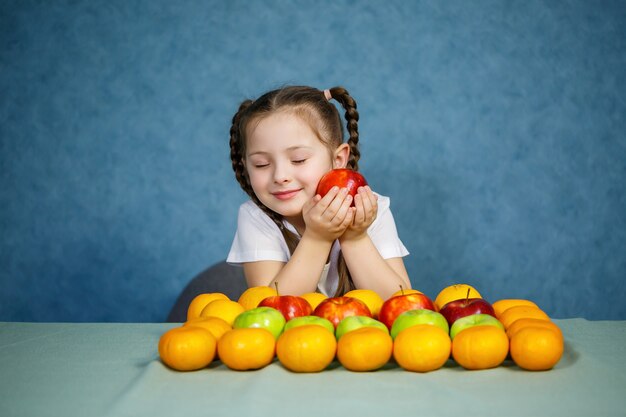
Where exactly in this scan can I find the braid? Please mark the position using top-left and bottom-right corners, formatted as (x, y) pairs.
(328, 87), (360, 170)
(229, 99), (253, 193)
(325, 87), (363, 296)
(334, 253), (357, 297)
(229, 98), (300, 254)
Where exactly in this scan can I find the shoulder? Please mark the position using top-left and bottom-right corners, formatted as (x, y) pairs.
(237, 200), (269, 220)
(239, 199), (263, 215)
(228, 200), (290, 264)
(236, 200), (281, 234)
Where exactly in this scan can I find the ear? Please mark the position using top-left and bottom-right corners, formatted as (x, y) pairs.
(332, 143), (350, 169)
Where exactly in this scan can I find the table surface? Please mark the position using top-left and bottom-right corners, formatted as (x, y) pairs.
(1, 319), (625, 417)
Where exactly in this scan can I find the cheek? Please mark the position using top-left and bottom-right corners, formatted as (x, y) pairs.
(246, 170), (267, 194)
(301, 161), (333, 186)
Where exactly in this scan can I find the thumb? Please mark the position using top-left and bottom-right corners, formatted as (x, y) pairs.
(303, 194), (321, 213)
(348, 206), (356, 223)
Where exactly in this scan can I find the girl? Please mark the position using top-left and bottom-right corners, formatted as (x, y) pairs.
(227, 85), (411, 299)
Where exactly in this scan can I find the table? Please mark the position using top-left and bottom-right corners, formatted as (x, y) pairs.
(1, 319), (625, 417)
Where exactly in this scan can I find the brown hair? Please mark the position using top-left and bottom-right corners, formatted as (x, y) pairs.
(229, 85), (361, 296)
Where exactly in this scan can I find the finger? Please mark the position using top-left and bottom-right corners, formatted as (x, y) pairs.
(353, 193), (366, 224)
(301, 195), (320, 219)
(332, 193), (353, 225)
(360, 186), (377, 219)
(322, 187), (350, 220)
(304, 194), (321, 210)
(315, 186), (340, 212)
(358, 187), (371, 211)
(343, 207), (356, 228)
(365, 186), (378, 205)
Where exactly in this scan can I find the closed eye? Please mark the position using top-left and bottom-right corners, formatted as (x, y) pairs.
(292, 159), (307, 165)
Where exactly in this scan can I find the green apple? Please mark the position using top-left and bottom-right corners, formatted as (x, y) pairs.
(233, 306), (286, 339)
(335, 315), (389, 340)
(284, 315), (335, 334)
(390, 309), (449, 339)
(449, 313), (505, 339)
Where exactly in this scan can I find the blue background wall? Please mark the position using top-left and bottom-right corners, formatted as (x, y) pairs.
(1, 0), (625, 322)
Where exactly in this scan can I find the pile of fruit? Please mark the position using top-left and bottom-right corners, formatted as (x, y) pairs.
(158, 284), (564, 373)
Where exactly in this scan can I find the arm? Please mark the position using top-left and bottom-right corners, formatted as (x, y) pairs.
(339, 187), (411, 299)
(244, 187), (354, 294)
(243, 234), (332, 294)
(340, 237), (411, 299)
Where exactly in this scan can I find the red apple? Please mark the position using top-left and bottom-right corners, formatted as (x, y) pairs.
(316, 169), (368, 206)
(313, 296), (372, 328)
(259, 295), (312, 321)
(378, 293), (436, 330)
(439, 298), (497, 327)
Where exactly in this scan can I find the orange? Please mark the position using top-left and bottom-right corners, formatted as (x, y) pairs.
(499, 306), (550, 329)
(276, 325), (337, 373)
(393, 324), (451, 372)
(237, 286), (278, 310)
(434, 284), (482, 310)
(158, 326), (217, 371)
(452, 325), (509, 370)
(337, 327), (393, 372)
(300, 292), (328, 310)
(492, 299), (539, 318)
(184, 316), (232, 341)
(217, 328), (276, 371)
(199, 299), (245, 326)
(510, 327), (564, 371)
(187, 293), (229, 321)
(344, 289), (384, 318)
(390, 288), (422, 298)
(506, 318), (562, 341)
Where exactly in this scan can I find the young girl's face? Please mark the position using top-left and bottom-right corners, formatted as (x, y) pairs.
(245, 111), (347, 224)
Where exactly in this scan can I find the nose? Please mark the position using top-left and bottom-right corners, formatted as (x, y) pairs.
(272, 161), (291, 184)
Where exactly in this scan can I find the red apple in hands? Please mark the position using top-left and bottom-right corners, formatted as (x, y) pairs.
(316, 169), (368, 206)
(259, 295), (312, 321)
(438, 298), (497, 327)
(378, 293), (436, 330)
(313, 296), (372, 328)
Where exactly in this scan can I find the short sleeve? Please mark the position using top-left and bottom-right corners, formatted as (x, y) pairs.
(226, 201), (290, 264)
(367, 195), (409, 259)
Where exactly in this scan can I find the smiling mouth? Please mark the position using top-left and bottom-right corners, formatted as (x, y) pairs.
(272, 189), (302, 200)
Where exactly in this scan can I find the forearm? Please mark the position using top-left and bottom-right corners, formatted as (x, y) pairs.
(267, 234), (333, 295)
(340, 235), (410, 299)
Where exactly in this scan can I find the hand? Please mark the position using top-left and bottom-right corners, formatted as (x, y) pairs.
(340, 186), (378, 243)
(302, 186), (355, 242)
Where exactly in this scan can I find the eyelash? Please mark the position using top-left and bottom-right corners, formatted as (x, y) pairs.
(253, 159), (306, 168)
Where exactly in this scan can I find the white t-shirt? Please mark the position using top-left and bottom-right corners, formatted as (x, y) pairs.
(226, 194), (409, 296)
